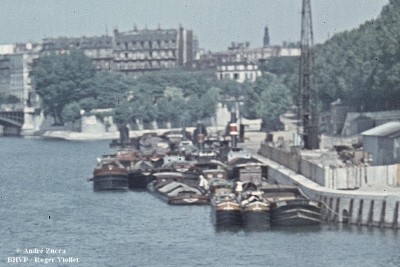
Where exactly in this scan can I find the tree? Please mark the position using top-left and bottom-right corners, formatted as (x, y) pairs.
(113, 100), (132, 127)
(89, 71), (136, 109)
(33, 50), (96, 124)
(62, 102), (82, 123)
(260, 56), (300, 99)
(314, 0), (400, 111)
(243, 73), (292, 130)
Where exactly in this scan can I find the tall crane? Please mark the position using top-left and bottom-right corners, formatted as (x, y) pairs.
(298, 0), (319, 149)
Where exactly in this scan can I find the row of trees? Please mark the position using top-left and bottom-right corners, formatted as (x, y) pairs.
(34, 0), (400, 132)
(314, 0), (400, 111)
(254, 1), (400, 114)
(33, 49), (293, 130)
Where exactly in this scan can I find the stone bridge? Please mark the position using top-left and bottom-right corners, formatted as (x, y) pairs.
(0, 111), (24, 135)
(0, 108), (40, 136)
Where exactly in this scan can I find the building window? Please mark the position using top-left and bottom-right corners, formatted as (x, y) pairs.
(233, 73), (239, 80)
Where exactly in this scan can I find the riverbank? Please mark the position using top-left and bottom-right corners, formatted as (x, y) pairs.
(37, 129), (400, 228)
(240, 132), (400, 228)
(41, 126), (242, 141)
(42, 128), (195, 141)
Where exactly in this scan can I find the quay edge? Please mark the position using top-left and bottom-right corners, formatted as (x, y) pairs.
(254, 154), (400, 228)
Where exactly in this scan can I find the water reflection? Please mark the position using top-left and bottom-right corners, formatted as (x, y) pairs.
(325, 221), (400, 237)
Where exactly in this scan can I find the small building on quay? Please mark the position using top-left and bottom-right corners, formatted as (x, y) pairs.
(362, 121), (400, 166)
(341, 110), (400, 136)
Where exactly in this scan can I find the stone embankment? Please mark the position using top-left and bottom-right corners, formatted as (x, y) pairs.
(42, 127), (196, 141)
(241, 131), (400, 228)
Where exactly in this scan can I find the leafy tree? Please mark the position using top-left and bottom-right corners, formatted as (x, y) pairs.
(78, 98), (98, 112)
(62, 102), (82, 123)
(243, 73), (292, 130)
(87, 71), (135, 109)
(217, 79), (244, 100)
(33, 50), (96, 124)
(314, 0), (400, 111)
(260, 56), (300, 99)
(113, 100), (132, 127)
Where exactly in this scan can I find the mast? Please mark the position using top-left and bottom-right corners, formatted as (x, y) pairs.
(298, 0), (319, 149)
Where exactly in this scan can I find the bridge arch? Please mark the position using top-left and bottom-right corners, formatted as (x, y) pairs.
(0, 115), (23, 127)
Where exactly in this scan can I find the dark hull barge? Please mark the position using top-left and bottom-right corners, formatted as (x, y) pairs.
(261, 185), (322, 226)
(92, 161), (129, 191)
(211, 200), (242, 227)
(241, 200), (271, 228)
(128, 160), (155, 189)
(209, 178), (241, 227)
(270, 199), (322, 226)
(128, 171), (153, 189)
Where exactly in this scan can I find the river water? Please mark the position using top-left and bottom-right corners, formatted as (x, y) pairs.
(0, 137), (399, 267)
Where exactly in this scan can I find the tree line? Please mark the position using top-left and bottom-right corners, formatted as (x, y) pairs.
(33, 50), (292, 130)
(314, 0), (400, 112)
(267, 0), (400, 113)
(13, 1), (400, 133)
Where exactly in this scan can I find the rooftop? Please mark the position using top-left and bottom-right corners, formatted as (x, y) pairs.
(114, 29), (178, 42)
(362, 121), (400, 138)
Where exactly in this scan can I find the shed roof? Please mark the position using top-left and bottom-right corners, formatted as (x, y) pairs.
(362, 121), (400, 138)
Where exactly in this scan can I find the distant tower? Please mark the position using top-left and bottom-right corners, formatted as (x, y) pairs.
(263, 26), (270, 47)
(298, 0), (319, 149)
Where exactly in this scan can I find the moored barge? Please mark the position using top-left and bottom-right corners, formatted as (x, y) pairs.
(261, 185), (322, 226)
(209, 179), (242, 227)
(147, 172), (208, 205)
(241, 190), (271, 228)
(128, 160), (155, 189)
(92, 160), (129, 191)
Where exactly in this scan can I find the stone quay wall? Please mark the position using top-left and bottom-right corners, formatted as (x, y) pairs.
(259, 143), (400, 190)
(255, 154), (400, 228)
(257, 143), (400, 228)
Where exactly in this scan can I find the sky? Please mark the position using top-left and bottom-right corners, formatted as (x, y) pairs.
(0, 0), (389, 51)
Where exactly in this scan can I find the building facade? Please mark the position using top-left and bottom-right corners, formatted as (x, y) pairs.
(195, 42), (300, 71)
(40, 26), (197, 75)
(41, 35), (113, 71)
(196, 41), (300, 83)
(0, 43), (41, 111)
(216, 61), (261, 83)
(112, 26), (195, 74)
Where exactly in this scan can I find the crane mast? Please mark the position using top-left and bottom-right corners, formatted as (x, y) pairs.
(299, 0), (319, 149)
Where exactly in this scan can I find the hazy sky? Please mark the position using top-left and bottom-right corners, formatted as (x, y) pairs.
(0, 0), (389, 51)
